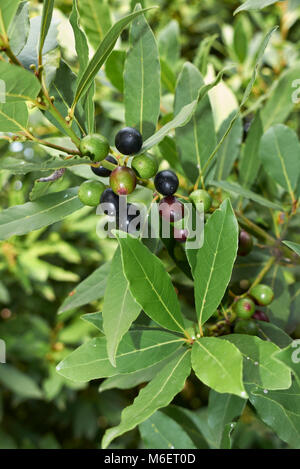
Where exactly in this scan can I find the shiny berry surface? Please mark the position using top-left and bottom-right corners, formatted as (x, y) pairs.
(250, 284), (274, 306)
(115, 127), (143, 155)
(110, 166), (137, 195)
(154, 170), (179, 196)
(78, 180), (105, 207)
(91, 155), (117, 177)
(238, 230), (253, 256)
(253, 310), (270, 322)
(100, 188), (120, 215)
(234, 297), (255, 319)
(173, 227), (189, 243)
(189, 189), (212, 212)
(79, 134), (110, 162)
(131, 153), (158, 179)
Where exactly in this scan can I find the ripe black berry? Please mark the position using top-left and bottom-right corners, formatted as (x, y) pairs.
(154, 170), (179, 196)
(115, 127), (143, 155)
(159, 196), (184, 222)
(91, 155), (117, 177)
(118, 203), (141, 234)
(100, 188), (119, 215)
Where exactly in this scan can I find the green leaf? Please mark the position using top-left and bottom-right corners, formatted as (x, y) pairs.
(0, 155), (92, 174)
(192, 338), (246, 398)
(247, 381), (300, 449)
(158, 136), (183, 174)
(102, 348), (191, 448)
(283, 240), (300, 257)
(162, 406), (210, 448)
(124, 5), (160, 140)
(0, 102), (28, 132)
(78, 0), (112, 50)
(158, 20), (180, 65)
(39, 0), (54, 63)
(265, 265), (291, 329)
(239, 112), (263, 188)
(160, 58), (176, 93)
(261, 64), (300, 130)
(58, 262), (111, 314)
(103, 248), (140, 366)
(140, 410), (196, 449)
(224, 334), (292, 390)
(81, 312), (103, 332)
(174, 62), (216, 184)
(115, 233), (185, 334)
(0, 364), (43, 399)
(215, 113), (243, 181)
(194, 199), (238, 326)
(257, 320), (292, 349)
(70, 0), (94, 134)
(259, 124), (300, 200)
(0, 188), (83, 241)
(0, 61), (40, 102)
(57, 330), (184, 382)
(273, 342), (300, 383)
(72, 7), (155, 110)
(105, 50), (126, 93)
(8, 1), (30, 55)
(210, 180), (284, 211)
(234, 0), (283, 15)
(0, 0), (20, 39)
(207, 391), (246, 449)
(233, 15), (248, 63)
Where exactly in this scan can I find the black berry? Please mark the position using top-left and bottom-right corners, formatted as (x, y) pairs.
(115, 127), (143, 155)
(91, 155), (117, 177)
(100, 188), (120, 215)
(118, 203), (141, 234)
(154, 170), (179, 196)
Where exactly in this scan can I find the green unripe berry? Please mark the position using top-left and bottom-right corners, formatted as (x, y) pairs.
(110, 166), (137, 195)
(250, 284), (274, 306)
(189, 189), (212, 212)
(233, 297), (255, 319)
(131, 153), (158, 179)
(234, 319), (259, 336)
(78, 180), (105, 206)
(79, 134), (110, 162)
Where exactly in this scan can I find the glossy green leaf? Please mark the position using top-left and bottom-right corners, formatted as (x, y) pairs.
(57, 330), (184, 382)
(124, 5), (160, 140)
(105, 50), (126, 93)
(273, 342), (300, 383)
(39, 0), (54, 63)
(158, 20), (180, 65)
(0, 188), (83, 241)
(283, 241), (300, 257)
(140, 410), (196, 449)
(247, 381), (300, 449)
(194, 199), (238, 326)
(174, 62), (216, 184)
(8, 1), (30, 55)
(210, 180), (284, 210)
(239, 112), (263, 188)
(265, 265), (291, 329)
(72, 7), (154, 110)
(0, 0), (20, 38)
(78, 0), (112, 50)
(58, 262), (111, 314)
(261, 64), (300, 130)
(234, 0), (283, 15)
(225, 334), (292, 390)
(0, 102), (28, 132)
(192, 338), (246, 398)
(0, 364), (43, 399)
(0, 155), (92, 174)
(215, 113), (243, 181)
(207, 390), (246, 448)
(102, 348), (191, 448)
(103, 248), (140, 366)
(160, 58), (176, 93)
(0, 61), (40, 102)
(257, 321), (292, 349)
(81, 312), (103, 332)
(116, 233), (185, 334)
(259, 124), (300, 199)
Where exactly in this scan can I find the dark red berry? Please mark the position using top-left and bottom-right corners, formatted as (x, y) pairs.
(91, 155), (117, 177)
(159, 196), (184, 223)
(174, 227), (189, 243)
(154, 170), (179, 196)
(253, 310), (270, 322)
(115, 127), (143, 155)
(238, 230), (253, 256)
(110, 166), (137, 195)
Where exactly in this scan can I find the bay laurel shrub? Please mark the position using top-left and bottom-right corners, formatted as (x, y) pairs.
(0, 0), (300, 449)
